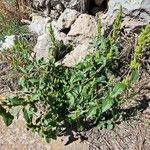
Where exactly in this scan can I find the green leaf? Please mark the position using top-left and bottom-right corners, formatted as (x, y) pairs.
(10, 107), (21, 116)
(111, 83), (126, 98)
(100, 56), (107, 66)
(70, 72), (84, 83)
(97, 122), (105, 130)
(101, 96), (114, 113)
(7, 97), (26, 106)
(30, 93), (40, 102)
(87, 105), (97, 119)
(19, 76), (26, 87)
(0, 105), (14, 126)
(66, 92), (75, 106)
(68, 113), (77, 120)
(26, 64), (34, 72)
(106, 120), (114, 129)
(96, 76), (107, 84)
(131, 69), (139, 82)
(68, 110), (80, 120)
(23, 107), (34, 124)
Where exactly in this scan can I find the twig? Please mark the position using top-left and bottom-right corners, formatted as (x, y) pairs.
(84, 140), (101, 150)
(103, 137), (113, 150)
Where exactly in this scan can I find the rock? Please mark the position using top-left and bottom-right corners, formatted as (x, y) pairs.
(51, 1), (65, 12)
(147, 82), (150, 89)
(60, 0), (81, 11)
(55, 0), (105, 13)
(21, 19), (31, 25)
(51, 20), (69, 45)
(33, 33), (50, 60)
(32, 0), (50, 9)
(57, 8), (80, 31)
(50, 0), (62, 7)
(29, 14), (51, 35)
(0, 35), (16, 50)
(49, 10), (60, 20)
(67, 14), (97, 45)
(60, 0), (90, 13)
(48, 2), (65, 18)
(55, 3), (65, 12)
(30, 0), (107, 16)
(102, 0), (150, 31)
(146, 93), (150, 99)
(60, 41), (94, 67)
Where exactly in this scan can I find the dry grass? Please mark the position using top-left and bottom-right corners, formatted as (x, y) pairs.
(0, 0), (16, 20)
(0, 0), (29, 21)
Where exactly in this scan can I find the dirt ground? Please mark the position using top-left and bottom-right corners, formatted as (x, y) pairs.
(0, 116), (89, 150)
(87, 109), (150, 150)
(86, 72), (150, 150)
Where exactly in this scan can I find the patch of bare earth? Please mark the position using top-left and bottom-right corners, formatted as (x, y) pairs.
(0, 115), (89, 150)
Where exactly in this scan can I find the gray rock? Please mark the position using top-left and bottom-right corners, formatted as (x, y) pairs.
(57, 8), (80, 30)
(60, 0), (81, 11)
(33, 33), (50, 60)
(30, 0), (107, 16)
(56, 0), (105, 12)
(29, 14), (51, 35)
(32, 0), (50, 9)
(0, 35), (16, 50)
(60, 0), (90, 13)
(49, 10), (60, 20)
(60, 41), (94, 67)
(51, 1), (65, 11)
(102, 0), (150, 31)
(67, 14), (97, 45)
(51, 20), (69, 45)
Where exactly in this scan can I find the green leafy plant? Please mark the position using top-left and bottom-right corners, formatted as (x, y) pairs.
(0, 7), (149, 142)
(130, 24), (150, 70)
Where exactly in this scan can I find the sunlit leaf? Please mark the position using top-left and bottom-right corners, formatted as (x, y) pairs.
(23, 107), (34, 124)
(101, 96), (114, 113)
(131, 69), (139, 82)
(7, 97), (26, 106)
(111, 83), (126, 98)
(66, 92), (75, 106)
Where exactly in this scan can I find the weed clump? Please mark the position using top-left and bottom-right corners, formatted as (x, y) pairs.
(0, 7), (149, 142)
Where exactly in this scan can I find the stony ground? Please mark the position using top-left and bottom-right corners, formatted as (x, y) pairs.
(87, 73), (150, 150)
(0, 115), (89, 150)
(87, 110), (150, 150)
